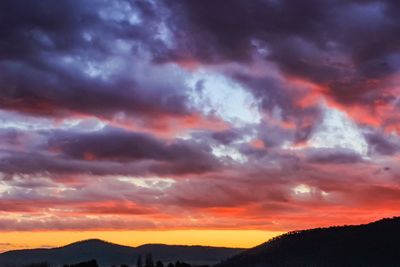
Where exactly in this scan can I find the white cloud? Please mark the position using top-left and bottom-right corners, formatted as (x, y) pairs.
(0, 110), (105, 132)
(293, 184), (311, 195)
(186, 70), (261, 126)
(118, 177), (176, 190)
(211, 144), (248, 164)
(308, 104), (368, 156)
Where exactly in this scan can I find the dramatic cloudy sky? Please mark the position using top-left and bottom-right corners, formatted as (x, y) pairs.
(0, 0), (399, 250)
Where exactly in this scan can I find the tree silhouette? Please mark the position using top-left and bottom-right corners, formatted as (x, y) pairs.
(137, 255), (143, 267)
(63, 260), (98, 267)
(155, 261), (164, 267)
(174, 262), (191, 267)
(28, 263), (49, 267)
(145, 253), (154, 267)
(217, 217), (400, 267)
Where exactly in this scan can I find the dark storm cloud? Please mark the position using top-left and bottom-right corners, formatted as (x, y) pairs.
(166, 0), (400, 107)
(364, 130), (400, 156)
(0, 149), (218, 176)
(0, 0), (189, 119)
(211, 129), (242, 145)
(0, 0), (399, 234)
(0, 127), (220, 176)
(0, 60), (188, 117)
(233, 74), (303, 118)
(305, 148), (364, 164)
(47, 127), (220, 170)
(0, 149), (144, 176)
(231, 73), (322, 145)
(0, 0), (166, 60)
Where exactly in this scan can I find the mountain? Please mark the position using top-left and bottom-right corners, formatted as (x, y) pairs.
(0, 239), (243, 267)
(217, 217), (400, 267)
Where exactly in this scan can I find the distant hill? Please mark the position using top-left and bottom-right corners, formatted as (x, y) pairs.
(217, 217), (400, 267)
(0, 239), (243, 267)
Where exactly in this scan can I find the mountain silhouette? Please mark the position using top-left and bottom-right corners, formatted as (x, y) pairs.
(216, 217), (400, 267)
(0, 239), (243, 266)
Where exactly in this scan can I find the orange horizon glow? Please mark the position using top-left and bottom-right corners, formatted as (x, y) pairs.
(1, 0), (400, 261)
(0, 230), (283, 252)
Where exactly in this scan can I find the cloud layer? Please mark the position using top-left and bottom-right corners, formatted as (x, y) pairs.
(0, 0), (399, 233)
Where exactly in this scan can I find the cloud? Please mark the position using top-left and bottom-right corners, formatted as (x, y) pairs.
(0, 0), (399, 235)
(305, 148), (363, 164)
(0, 127), (220, 176)
(0, 0), (190, 121)
(364, 129), (400, 156)
(165, 0), (400, 128)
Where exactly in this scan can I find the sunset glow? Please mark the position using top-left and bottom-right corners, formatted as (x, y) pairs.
(0, 0), (399, 253)
(0, 230), (283, 252)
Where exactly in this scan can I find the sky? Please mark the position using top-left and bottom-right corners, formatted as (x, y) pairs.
(0, 0), (399, 251)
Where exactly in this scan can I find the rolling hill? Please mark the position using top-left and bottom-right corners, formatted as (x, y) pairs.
(0, 239), (243, 266)
(217, 217), (400, 267)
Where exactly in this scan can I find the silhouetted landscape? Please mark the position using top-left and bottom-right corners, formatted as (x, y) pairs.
(2, 217), (400, 267)
(1, 0), (400, 266)
(217, 217), (400, 267)
(0, 240), (242, 267)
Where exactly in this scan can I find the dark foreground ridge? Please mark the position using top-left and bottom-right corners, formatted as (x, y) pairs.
(0, 239), (243, 267)
(217, 217), (400, 267)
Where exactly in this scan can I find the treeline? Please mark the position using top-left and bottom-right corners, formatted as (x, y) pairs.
(17, 254), (210, 267)
(133, 253), (209, 267)
(217, 217), (400, 267)
(135, 253), (201, 267)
